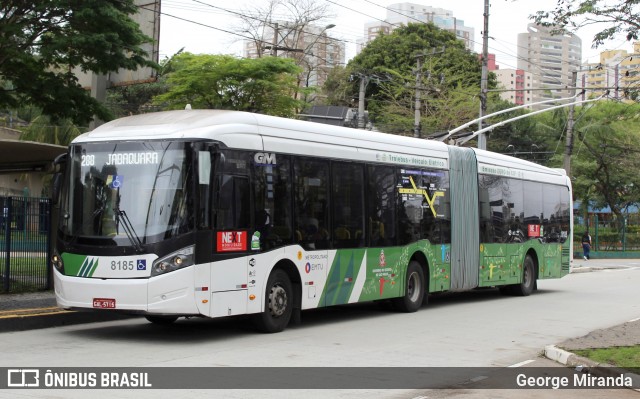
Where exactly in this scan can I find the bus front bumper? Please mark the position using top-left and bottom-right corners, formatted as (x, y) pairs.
(54, 267), (201, 316)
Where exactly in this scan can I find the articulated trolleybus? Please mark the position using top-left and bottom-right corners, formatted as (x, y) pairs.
(52, 110), (572, 333)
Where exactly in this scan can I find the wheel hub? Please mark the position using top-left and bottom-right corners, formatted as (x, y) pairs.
(407, 271), (421, 303)
(268, 284), (288, 317)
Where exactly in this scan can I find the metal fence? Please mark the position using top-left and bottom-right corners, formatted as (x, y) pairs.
(0, 196), (52, 293)
(574, 211), (640, 253)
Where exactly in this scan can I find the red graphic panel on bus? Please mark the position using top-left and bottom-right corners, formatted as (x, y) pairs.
(528, 224), (541, 237)
(217, 231), (247, 252)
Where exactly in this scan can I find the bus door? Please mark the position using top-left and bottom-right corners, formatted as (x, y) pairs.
(208, 150), (253, 318)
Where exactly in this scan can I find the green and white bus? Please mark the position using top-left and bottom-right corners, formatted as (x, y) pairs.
(52, 110), (572, 333)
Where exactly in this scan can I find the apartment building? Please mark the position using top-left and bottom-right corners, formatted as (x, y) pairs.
(517, 24), (582, 108)
(357, 3), (474, 53)
(244, 23), (345, 89)
(576, 42), (640, 101)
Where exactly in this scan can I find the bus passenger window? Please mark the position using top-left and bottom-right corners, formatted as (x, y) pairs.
(253, 155), (293, 250)
(293, 158), (330, 251)
(215, 175), (250, 230)
(332, 162), (364, 249)
(367, 165), (396, 246)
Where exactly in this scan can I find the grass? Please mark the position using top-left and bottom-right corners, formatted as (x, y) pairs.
(573, 346), (640, 372)
(1, 257), (48, 277)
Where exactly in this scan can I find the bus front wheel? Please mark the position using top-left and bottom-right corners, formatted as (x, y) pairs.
(393, 261), (425, 312)
(253, 269), (293, 333)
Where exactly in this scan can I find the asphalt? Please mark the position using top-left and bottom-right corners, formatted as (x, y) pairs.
(1, 259), (639, 387)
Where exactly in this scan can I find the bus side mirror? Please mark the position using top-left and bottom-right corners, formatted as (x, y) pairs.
(52, 173), (63, 206)
(51, 153), (67, 206)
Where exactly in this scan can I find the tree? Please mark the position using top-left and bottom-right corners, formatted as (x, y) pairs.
(570, 101), (640, 234)
(153, 53), (303, 117)
(19, 112), (83, 146)
(322, 23), (496, 136)
(106, 50), (184, 118)
(232, 0), (336, 111)
(0, 1), (155, 125)
(532, 0), (640, 47)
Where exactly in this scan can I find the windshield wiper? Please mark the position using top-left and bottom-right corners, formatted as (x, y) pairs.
(115, 194), (144, 253)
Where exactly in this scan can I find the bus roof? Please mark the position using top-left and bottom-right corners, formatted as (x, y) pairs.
(79, 109), (448, 151)
(77, 110), (567, 183)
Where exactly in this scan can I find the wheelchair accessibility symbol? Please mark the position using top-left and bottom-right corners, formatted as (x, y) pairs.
(107, 175), (123, 189)
(137, 259), (146, 270)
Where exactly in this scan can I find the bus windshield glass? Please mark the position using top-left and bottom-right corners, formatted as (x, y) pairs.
(60, 141), (194, 246)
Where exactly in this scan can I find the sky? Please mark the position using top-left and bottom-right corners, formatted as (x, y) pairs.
(157, 0), (635, 69)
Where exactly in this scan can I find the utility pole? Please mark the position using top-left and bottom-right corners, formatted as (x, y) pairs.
(563, 71), (578, 175)
(271, 23), (279, 56)
(414, 53), (424, 138)
(413, 47), (445, 138)
(357, 75), (369, 129)
(478, 0), (490, 150)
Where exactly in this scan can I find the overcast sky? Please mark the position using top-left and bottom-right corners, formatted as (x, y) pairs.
(158, 0), (634, 68)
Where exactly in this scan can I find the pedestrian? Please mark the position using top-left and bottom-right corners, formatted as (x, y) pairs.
(581, 231), (592, 260)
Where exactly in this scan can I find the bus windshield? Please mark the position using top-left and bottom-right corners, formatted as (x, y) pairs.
(60, 141), (194, 246)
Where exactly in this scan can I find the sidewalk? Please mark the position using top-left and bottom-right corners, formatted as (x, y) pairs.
(545, 316), (640, 384)
(570, 257), (640, 273)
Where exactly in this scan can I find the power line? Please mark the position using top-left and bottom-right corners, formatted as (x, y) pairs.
(330, 0), (578, 91)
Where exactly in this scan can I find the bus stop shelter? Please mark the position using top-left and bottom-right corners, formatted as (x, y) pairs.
(0, 139), (66, 174)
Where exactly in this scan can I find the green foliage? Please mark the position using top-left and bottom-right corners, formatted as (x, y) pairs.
(153, 53), (303, 117)
(0, 1), (155, 125)
(571, 102), (640, 231)
(322, 23), (494, 136)
(19, 114), (84, 146)
(532, 0), (640, 47)
(106, 82), (166, 118)
(320, 66), (353, 107)
(106, 50), (183, 118)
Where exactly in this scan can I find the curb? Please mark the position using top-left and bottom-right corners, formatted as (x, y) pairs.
(0, 310), (136, 333)
(544, 345), (640, 389)
(570, 266), (594, 273)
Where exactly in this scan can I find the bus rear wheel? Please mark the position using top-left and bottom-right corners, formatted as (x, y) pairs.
(393, 261), (425, 313)
(253, 269), (293, 333)
(512, 255), (536, 296)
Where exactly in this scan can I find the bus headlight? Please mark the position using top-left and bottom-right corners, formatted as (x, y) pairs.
(51, 251), (64, 273)
(151, 246), (195, 276)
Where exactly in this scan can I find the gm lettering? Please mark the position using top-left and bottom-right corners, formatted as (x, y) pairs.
(254, 152), (277, 165)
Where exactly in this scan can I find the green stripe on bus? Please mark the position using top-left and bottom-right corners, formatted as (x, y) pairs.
(321, 249), (365, 306)
(77, 257), (91, 277)
(87, 258), (100, 277)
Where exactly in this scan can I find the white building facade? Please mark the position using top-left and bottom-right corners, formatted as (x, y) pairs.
(358, 3), (474, 53)
(517, 24), (582, 108)
(244, 23), (345, 89)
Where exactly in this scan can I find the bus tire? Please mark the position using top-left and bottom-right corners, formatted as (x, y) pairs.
(253, 269), (293, 333)
(512, 255), (536, 296)
(392, 261), (425, 313)
(145, 315), (178, 325)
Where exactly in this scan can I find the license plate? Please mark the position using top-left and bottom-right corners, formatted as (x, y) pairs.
(93, 298), (116, 309)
